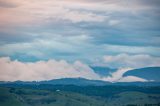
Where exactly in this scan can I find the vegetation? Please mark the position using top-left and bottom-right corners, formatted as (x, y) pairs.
(0, 85), (160, 106)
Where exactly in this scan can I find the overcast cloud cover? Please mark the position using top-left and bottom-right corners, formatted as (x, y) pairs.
(0, 0), (160, 81)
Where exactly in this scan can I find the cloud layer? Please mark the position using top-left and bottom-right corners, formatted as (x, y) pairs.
(103, 54), (160, 68)
(0, 57), (100, 81)
(0, 57), (153, 82)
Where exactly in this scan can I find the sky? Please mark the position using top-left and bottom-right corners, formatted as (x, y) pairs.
(0, 0), (160, 81)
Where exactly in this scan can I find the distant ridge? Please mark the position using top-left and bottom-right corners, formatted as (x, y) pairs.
(123, 67), (160, 81)
(0, 78), (109, 86)
(1, 78), (160, 86)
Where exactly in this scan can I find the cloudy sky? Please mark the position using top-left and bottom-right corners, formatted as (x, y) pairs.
(0, 0), (160, 81)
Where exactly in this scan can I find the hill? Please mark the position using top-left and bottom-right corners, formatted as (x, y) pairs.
(0, 87), (105, 106)
(123, 67), (160, 81)
(1, 78), (160, 86)
(0, 86), (160, 106)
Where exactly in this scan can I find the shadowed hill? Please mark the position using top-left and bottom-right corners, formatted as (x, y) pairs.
(123, 67), (160, 81)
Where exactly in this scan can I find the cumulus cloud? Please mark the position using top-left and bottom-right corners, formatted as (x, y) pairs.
(0, 57), (100, 81)
(0, 57), (154, 82)
(103, 54), (160, 68)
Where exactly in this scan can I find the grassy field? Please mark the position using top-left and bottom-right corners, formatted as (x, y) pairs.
(0, 87), (160, 106)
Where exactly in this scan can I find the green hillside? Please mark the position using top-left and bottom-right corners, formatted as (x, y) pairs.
(106, 91), (160, 106)
(0, 87), (160, 106)
(0, 87), (105, 106)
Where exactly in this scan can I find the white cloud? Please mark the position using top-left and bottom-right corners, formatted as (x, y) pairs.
(2, 0), (154, 26)
(63, 10), (105, 23)
(103, 44), (160, 56)
(102, 67), (131, 82)
(118, 76), (148, 82)
(108, 20), (120, 26)
(103, 54), (160, 68)
(0, 57), (153, 82)
(0, 57), (100, 81)
(0, 35), (93, 59)
(0, 0), (106, 27)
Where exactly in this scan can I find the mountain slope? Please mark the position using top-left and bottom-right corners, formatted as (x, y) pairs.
(91, 66), (116, 77)
(39, 78), (109, 86)
(123, 67), (160, 81)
